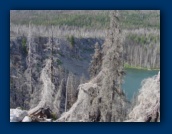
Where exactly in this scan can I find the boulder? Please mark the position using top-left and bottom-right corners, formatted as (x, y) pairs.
(22, 116), (32, 122)
(44, 119), (52, 122)
(10, 108), (28, 122)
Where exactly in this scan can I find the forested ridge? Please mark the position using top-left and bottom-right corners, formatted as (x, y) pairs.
(11, 10), (160, 69)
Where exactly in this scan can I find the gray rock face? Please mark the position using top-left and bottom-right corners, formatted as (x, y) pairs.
(10, 108), (28, 122)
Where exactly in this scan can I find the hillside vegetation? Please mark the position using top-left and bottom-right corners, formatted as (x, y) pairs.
(10, 10), (160, 69)
(11, 10), (160, 29)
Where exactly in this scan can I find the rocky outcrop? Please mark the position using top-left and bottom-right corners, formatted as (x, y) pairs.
(125, 71), (160, 122)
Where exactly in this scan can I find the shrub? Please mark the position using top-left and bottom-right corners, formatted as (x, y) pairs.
(21, 37), (28, 55)
(56, 59), (62, 65)
(67, 35), (75, 48)
(51, 113), (58, 120)
(126, 34), (159, 45)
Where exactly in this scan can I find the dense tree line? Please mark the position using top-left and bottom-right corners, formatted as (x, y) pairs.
(124, 37), (160, 69)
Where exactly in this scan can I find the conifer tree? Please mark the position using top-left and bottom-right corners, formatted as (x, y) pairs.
(100, 10), (125, 122)
(89, 42), (102, 78)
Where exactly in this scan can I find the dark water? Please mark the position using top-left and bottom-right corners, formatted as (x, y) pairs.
(122, 68), (159, 101)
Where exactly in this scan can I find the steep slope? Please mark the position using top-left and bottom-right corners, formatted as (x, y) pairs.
(57, 10), (128, 122)
(10, 36), (103, 112)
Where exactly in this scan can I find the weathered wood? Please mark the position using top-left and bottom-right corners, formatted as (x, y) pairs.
(29, 107), (53, 121)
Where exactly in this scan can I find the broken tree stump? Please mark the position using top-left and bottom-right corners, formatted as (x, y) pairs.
(29, 107), (53, 122)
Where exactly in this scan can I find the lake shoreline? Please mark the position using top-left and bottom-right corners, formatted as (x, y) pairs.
(122, 68), (159, 101)
(124, 64), (160, 71)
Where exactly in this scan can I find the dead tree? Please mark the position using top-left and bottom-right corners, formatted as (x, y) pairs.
(50, 25), (54, 86)
(28, 21), (33, 94)
(89, 42), (102, 78)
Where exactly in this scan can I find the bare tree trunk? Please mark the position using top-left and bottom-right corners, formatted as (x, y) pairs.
(139, 46), (143, 67)
(28, 21), (32, 94)
(152, 45), (157, 68)
(65, 80), (68, 112)
(51, 25), (54, 86)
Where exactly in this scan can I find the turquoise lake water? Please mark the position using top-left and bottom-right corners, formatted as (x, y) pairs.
(122, 68), (159, 101)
